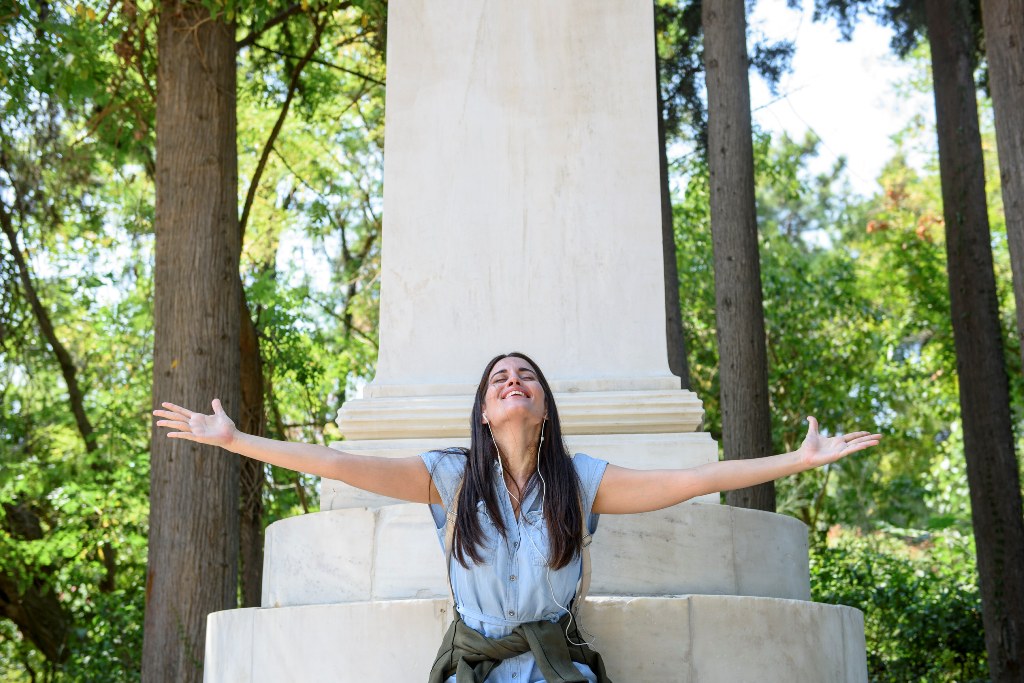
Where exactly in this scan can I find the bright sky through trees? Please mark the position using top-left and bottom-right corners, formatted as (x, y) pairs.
(749, 0), (934, 196)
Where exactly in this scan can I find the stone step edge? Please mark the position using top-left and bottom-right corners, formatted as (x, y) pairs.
(260, 502), (810, 608)
(336, 389), (705, 439)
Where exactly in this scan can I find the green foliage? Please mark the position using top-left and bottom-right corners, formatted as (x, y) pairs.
(655, 0), (795, 148)
(675, 121), (1021, 537)
(1, 0), (386, 678)
(673, 83), (1020, 675)
(235, 0), (385, 518)
(812, 527), (988, 682)
(1, 0), (1017, 679)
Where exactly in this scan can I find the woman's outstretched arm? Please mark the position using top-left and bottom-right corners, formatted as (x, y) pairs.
(153, 399), (440, 505)
(592, 416), (882, 514)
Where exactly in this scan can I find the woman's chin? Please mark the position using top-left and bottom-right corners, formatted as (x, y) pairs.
(489, 408), (543, 427)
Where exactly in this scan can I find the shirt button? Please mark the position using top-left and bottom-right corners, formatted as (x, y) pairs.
(510, 575), (517, 582)
(508, 610), (515, 617)
(514, 541), (519, 548)
(512, 673), (518, 679)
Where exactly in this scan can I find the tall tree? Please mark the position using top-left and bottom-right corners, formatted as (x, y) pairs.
(238, 296), (266, 609)
(702, 0), (775, 510)
(654, 0), (793, 393)
(142, 2), (241, 680)
(980, 0), (1024, 373)
(657, 57), (692, 390)
(924, 0), (1024, 677)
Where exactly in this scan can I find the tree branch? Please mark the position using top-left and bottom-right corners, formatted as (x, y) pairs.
(239, 16), (328, 241)
(0, 200), (96, 453)
(249, 42), (385, 87)
(236, 3), (303, 49)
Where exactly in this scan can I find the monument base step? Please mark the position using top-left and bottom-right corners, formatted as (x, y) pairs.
(262, 503), (810, 607)
(205, 595), (866, 682)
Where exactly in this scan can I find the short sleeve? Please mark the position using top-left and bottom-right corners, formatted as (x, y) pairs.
(572, 452), (609, 535)
(420, 449), (467, 529)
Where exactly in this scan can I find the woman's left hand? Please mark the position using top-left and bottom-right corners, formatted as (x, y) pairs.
(797, 416), (882, 469)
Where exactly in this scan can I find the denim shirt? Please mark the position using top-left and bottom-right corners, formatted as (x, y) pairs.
(421, 450), (609, 683)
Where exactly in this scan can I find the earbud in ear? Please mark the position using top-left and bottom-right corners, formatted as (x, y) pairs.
(483, 413), (489, 424)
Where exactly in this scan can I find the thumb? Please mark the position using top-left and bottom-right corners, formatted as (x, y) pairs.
(806, 415), (818, 435)
(212, 398), (226, 416)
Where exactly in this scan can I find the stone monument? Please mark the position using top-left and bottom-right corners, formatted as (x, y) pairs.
(204, 0), (868, 680)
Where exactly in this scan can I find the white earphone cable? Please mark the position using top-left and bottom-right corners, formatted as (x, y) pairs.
(489, 419), (596, 648)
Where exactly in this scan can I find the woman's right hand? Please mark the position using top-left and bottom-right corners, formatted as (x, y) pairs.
(153, 399), (237, 449)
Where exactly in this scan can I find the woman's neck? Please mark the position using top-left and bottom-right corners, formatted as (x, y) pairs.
(491, 424), (541, 490)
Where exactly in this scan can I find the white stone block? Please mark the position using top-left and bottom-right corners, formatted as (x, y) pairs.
(207, 600), (452, 683)
(204, 596), (866, 682)
(732, 501), (811, 599)
(262, 504), (809, 607)
(261, 509), (376, 608)
(682, 595), (867, 682)
(591, 504), (810, 600)
(371, 0), (669, 391)
(262, 507), (447, 607)
(370, 505), (449, 600)
(337, 388), (705, 440)
(203, 608), (255, 683)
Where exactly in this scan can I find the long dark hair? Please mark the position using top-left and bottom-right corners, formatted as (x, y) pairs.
(450, 352), (584, 570)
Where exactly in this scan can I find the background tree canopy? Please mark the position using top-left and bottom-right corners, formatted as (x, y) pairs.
(1, 0), (1021, 681)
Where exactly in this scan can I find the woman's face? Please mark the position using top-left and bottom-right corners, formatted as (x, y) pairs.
(481, 356), (547, 429)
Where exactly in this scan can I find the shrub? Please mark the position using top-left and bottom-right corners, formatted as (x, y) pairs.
(810, 527), (987, 682)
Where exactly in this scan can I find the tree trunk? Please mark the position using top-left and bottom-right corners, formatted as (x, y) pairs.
(143, 2), (241, 680)
(238, 288), (265, 609)
(657, 51), (692, 391)
(925, 1), (1024, 678)
(702, 0), (775, 510)
(981, 0), (1024, 373)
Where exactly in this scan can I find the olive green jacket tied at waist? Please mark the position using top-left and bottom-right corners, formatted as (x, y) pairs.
(427, 613), (612, 683)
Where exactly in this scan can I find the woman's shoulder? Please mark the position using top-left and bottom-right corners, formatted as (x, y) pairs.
(570, 452), (609, 519)
(420, 448), (469, 508)
(571, 452), (608, 475)
(421, 446), (468, 469)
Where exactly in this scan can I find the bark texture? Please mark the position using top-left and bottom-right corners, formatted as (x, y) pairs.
(981, 0), (1024, 373)
(657, 52), (692, 391)
(702, 0), (775, 510)
(238, 288), (265, 609)
(142, 3), (241, 681)
(926, 1), (1024, 678)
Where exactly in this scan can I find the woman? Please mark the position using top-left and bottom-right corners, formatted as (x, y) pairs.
(153, 351), (882, 682)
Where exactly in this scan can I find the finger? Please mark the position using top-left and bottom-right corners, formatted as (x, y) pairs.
(806, 416), (819, 434)
(842, 431), (872, 440)
(153, 409), (188, 420)
(212, 398), (226, 416)
(843, 440), (880, 454)
(161, 402), (195, 418)
(157, 420), (191, 431)
(166, 432), (199, 441)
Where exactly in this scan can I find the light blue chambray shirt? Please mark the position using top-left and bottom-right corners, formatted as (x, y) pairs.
(421, 450), (609, 683)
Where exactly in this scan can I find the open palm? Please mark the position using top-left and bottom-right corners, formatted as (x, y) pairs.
(798, 416), (882, 468)
(153, 399), (237, 448)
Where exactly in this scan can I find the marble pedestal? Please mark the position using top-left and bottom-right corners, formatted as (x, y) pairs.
(207, 596), (866, 682)
(204, 429), (868, 682)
